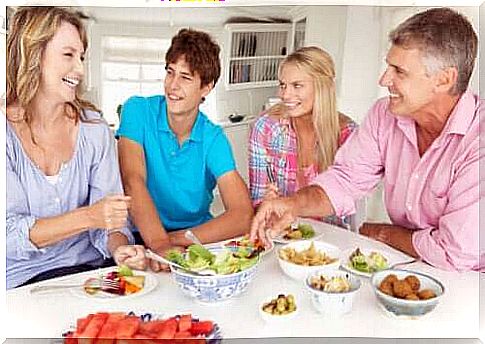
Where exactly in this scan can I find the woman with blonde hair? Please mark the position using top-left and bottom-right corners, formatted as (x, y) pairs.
(249, 46), (357, 228)
(5, 7), (145, 289)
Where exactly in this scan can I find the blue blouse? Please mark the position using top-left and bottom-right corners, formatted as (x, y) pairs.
(6, 111), (134, 289)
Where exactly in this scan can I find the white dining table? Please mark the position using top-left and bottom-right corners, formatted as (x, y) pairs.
(5, 219), (481, 340)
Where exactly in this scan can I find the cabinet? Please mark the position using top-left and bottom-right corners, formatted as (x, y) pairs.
(210, 122), (251, 216)
(224, 23), (292, 90)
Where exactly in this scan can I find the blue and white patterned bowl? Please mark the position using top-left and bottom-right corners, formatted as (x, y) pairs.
(170, 248), (260, 303)
(371, 269), (444, 319)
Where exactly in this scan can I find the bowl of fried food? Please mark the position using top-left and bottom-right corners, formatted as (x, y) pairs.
(306, 270), (361, 317)
(371, 269), (444, 319)
(277, 241), (341, 281)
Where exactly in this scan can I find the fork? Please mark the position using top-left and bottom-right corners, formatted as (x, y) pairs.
(30, 277), (120, 294)
(389, 259), (419, 269)
(265, 159), (276, 184)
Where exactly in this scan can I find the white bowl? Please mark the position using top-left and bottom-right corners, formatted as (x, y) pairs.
(277, 240), (341, 281)
(305, 270), (361, 317)
(371, 269), (444, 319)
(259, 295), (299, 323)
(170, 247), (260, 303)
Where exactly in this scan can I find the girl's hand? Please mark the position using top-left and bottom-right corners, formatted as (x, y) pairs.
(263, 183), (279, 201)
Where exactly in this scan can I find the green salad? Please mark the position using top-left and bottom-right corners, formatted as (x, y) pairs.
(166, 244), (259, 275)
(283, 223), (315, 240)
(349, 248), (388, 273)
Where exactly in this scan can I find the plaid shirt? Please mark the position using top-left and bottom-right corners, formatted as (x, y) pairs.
(249, 114), (357, 228)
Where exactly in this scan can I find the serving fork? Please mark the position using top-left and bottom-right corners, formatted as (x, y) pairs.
(145, 249), (216, 276)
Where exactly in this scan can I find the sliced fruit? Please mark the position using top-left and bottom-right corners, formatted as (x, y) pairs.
(118, 265), (134, 277)
(189, 321), (214, 336)
(177, 314), (192, 332)
(124, 276), (145, 289)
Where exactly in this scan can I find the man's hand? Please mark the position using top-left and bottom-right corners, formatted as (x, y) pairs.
(360, 222), (391, 243)
(359, 222), (419, 258)
(250, 196), (297, 247)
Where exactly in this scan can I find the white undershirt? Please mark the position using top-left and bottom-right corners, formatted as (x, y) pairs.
(45, 173), (60, 185)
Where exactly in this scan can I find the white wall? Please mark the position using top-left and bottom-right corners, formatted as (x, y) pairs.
(381, 6), (480, 95)
(303, 6), (348, 97)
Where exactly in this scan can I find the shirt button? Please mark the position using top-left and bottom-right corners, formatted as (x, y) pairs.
(414, 174), (419, 179)
(171, 152), (176, 156)
(407, 204), (412, 211)
(55, 198), (60, 203)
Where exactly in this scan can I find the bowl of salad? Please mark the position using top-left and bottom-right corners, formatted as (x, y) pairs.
(341, 247), (389, 277)
(166, 244), (260, 303)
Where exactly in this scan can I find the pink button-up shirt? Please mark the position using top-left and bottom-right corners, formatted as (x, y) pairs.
(313, 90), (482, 271)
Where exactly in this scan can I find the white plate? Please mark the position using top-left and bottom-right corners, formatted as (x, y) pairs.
(340, 247), (397, 278)
(272, 222), (324, 244)
(70, 269), (158, 300)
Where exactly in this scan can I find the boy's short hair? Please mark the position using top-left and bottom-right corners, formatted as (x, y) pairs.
(166, 28), (221, 87)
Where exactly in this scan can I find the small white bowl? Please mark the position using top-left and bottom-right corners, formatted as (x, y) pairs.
(371, 269), (444, 319)
(277, 240), (341, 281)
(305, 270), (361, 317)
(259, 295), (299, 323)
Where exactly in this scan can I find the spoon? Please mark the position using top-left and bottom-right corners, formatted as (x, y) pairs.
(145, 249), (216, 276)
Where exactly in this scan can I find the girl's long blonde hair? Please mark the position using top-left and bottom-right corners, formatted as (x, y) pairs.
(269, 46), (340, 173)
(6, 6), (99, 124)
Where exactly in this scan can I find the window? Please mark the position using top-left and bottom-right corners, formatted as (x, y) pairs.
(100, 35), (217, 128)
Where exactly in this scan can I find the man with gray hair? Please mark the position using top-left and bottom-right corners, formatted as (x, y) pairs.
(250, 7), (482, 272)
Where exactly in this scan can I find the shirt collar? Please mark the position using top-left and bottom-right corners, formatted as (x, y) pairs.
(442, 89), (477, 136)
(394, 88), (477, 136)
(157, 96), (204, 142)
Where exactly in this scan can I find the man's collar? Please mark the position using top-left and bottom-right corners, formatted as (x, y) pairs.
(157, 97), (204, 142)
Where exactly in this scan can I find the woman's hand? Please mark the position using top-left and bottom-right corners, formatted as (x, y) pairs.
(113, 244), (147, 271)
(87, 195), (131, 230)
(263, 183), (279, 201)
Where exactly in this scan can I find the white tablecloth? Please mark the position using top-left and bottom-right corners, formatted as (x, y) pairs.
(6, 219), (480, 339)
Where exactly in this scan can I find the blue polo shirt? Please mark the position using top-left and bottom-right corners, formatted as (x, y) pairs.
(117, 95), (235, 231)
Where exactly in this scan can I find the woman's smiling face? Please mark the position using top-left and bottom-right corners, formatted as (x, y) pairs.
(278, 63), (315, 118)
(38, 21), (85, 104)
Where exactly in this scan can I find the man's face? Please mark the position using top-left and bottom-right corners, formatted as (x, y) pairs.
(379, 45), (439, 118)
(164, 56), (211, 118)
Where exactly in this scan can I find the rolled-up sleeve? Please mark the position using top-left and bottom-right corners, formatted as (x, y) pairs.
(88, 123), (134, 257)
(6, 152), (45, 259)
(312, 102), (385, 216)
(412, 142), (480, 271)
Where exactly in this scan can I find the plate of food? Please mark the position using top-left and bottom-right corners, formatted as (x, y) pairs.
(61, 311), (222, 343)
(221, 235), (274, 256)
(272, 222), (323, 244)
(341, 247), (390, 277)
(70, 265), (158, 300)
